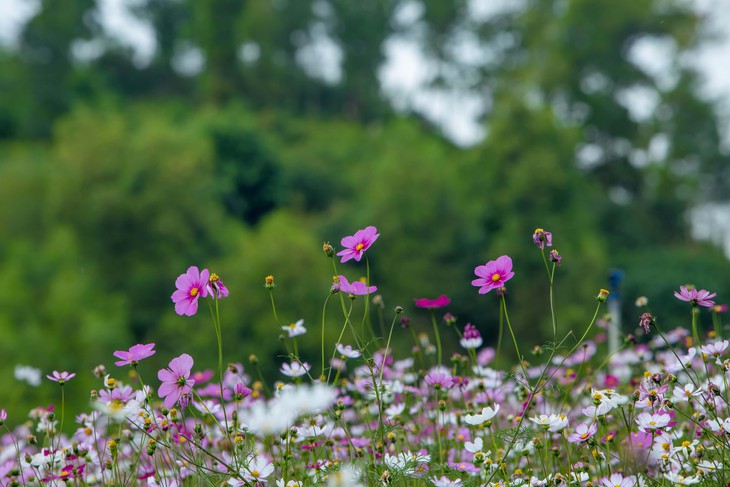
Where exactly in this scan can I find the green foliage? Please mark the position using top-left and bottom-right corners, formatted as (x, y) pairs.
(0, 0), (728, 422)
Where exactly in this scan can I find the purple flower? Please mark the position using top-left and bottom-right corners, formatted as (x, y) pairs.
(338, 275), (377, 295)
(460, 324), (483, 349)
(567, 423), (597, 444)
(638, 313), (654, 334)
(414, 295), (451, 309)
(424, 369), (453, 389)
(207, 273), (229, 299)
(532, 228), (552, 249)
(158, 353), (195, 409)
(114, 343), (156, 367)
(171, 266), (210, 316)
(47, 371), (76, 384)
(336, 226), (380, 263)
(674, 285), (716, 308)
(549, 249), (562, 266)
(472, 255), (515, 295)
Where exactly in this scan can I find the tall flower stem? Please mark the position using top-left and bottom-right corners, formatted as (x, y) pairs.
(430, 310), (443, 366)
(206, 297), (229, 436)
(269, 289), (280, 325)
(499, 294), (528, 380)
(691, 306), (703, 350)
(321, 293), (332, 380)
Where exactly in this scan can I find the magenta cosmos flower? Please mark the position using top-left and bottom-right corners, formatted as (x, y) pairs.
(158, 353), (195, 408)
(336, 226), (380, 263)
(414, 295), (451, 309)
(674, 285), (716, 308)
(337, 275), (377, 295)
(171, 266), (210, 316)
(114, 343), (156, 366)
(472, 255), (515, 294)
(47, 371), (76, 384)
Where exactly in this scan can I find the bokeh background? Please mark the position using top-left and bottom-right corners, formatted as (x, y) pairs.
(1, 0), (730, 416)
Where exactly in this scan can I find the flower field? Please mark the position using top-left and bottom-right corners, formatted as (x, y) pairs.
(1, 227), (728, 486)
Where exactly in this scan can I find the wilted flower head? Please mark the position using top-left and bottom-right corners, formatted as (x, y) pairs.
(207, 273), (229, 298)
(336, 226), (379, 263)
(532, 228), (552, 249)
(674, 285), (717, 308)
(549, 249), (562, 266)
(639, 313), (654, 334)
(596, 289), (610, 302)
(472, 255), (515, 295)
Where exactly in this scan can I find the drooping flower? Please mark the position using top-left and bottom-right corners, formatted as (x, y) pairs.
(338, 275), (377, 295)
(336, 226), (380, 263)
(157, 353), (195, 409)
(414, 295), (451, 309)
(532, 228), (552, 249)
(47, 371), (76, 385)
(674, 285), (717, 308)
(113, 343), (156, 367)
(549, 249), (562, 266)
(207, 273), (229, 299)
(472, 255), (515, 295)
(171, 266), (210, 316)
(638, 312), (654, 334)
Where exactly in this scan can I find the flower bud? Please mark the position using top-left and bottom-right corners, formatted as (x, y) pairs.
(322, 242), (334, 257)
(596, 289), (609, 302)
(264, 275), (275, 289)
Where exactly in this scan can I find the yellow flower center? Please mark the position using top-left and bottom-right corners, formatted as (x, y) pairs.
(190, 287), (199, 297)
(355, 243), (365, 251)
(491, 273), (501, 282)
(252, 470), (260, 478)
(209, 273), (220, 283)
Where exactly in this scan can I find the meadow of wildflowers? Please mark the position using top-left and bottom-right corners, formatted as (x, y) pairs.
(1, 227), (730, 486)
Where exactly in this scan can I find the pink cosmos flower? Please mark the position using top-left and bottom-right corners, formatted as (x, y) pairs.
(47, 371), (76, 384)
(336, 226), (380, 263)
(674, 285), (716, 308)
(567, 423), (597, 444)
(338, 275), (377, 295)
(472, 255), (515, 294)
(113, 343), (156, 366)
(171, 266), (210, 316)
(414, 295), (451, 309)
(158, 353), (195, 409)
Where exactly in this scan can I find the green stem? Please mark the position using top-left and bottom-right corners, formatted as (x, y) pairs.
(431, 310), (443, 366)
(321, 293), (332, 380)
(500, 294), (528, 380)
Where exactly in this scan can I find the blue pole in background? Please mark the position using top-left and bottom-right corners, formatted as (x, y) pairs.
(608, 269), (624, 354)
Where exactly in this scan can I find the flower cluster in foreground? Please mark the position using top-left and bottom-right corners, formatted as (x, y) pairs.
(0, 226), (728, 487)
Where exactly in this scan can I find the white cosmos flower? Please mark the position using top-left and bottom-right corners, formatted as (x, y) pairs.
(282, 319), (307, 338)
(463, 404), (500, 425)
